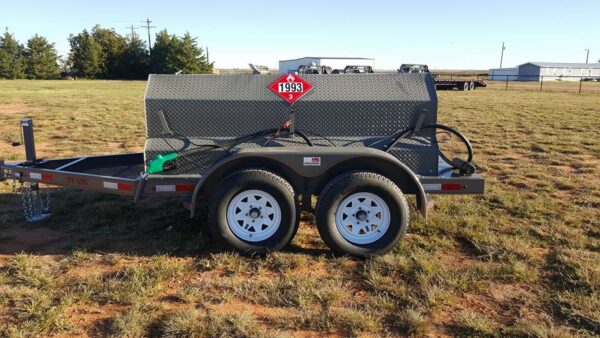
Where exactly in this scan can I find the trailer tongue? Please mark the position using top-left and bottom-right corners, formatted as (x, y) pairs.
(1, 73), (484, 257)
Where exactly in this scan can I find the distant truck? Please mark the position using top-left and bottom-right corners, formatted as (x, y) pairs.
(398, 64), (486, 91)
(297, 63), (333, 74)
(296, 63), (374, 75)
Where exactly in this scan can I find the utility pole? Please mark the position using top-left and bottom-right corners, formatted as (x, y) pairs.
(141, 18), (156, 53)
(206, 47), (210, 64)
(499, 42), (506, 68)
(125, 25), (138, 39)
(585, 49), (590, 64)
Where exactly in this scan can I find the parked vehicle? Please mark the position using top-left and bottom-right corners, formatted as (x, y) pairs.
(398, 64), (486, 91)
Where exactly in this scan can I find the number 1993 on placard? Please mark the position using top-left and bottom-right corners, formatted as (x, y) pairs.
(278, 82), (304, 93)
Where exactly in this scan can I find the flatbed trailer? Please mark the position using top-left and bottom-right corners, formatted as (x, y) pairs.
(1, 73), (484, 257)
(434, 78), (487, 91)
(398, 64), (486, 91)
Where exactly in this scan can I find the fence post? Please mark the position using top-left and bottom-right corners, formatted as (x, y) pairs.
(540, 76), (543, 92)
(579, 76), (583, 94)
(505, 75), (509, 91)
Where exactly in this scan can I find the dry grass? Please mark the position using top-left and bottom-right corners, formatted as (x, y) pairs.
(0, 79), (599, 336)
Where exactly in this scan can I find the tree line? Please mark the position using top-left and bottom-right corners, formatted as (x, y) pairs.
(0, 26), (213, 80)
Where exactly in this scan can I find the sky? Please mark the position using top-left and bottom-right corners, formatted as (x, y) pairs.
(1, 0), (599, 70)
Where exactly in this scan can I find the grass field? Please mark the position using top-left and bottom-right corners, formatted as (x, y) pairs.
(0, 79), (599, 337)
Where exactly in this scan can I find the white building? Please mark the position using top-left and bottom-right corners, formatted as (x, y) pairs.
(279, 57), (375, 74)
(488, 67), (518, 81)
(489, 62), (600, 81)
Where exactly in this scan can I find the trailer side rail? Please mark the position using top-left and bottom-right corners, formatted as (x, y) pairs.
(0, 153), (199, 199)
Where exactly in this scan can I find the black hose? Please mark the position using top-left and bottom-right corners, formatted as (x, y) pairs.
(224, 127), (313, 152)
(382, 124), (473, 166)
(300, 129), (337, 146)
(158, 125), (316, 173)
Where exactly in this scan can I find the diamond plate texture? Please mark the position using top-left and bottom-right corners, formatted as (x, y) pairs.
(144, 73), (439, 176)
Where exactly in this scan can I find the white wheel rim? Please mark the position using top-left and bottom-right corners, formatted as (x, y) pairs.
(226, 189), (281, 242)
(335, 192), (391, 245)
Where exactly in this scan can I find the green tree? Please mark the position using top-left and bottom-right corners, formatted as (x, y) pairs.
(150, 29), (177, 74)
(23, 35), (60, 79)
(68, 30), (103, 78)
(91, 25), (127, 78)
(0, 30), (25, 79)
(151, 31), (213, 74)
(169, 32), (213, 74)
(117, 34), (149, 79)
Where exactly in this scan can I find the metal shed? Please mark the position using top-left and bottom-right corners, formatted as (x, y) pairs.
(517, 62), (600, 81)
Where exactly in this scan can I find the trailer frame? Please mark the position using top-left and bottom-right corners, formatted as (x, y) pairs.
(0, 122), (485, 216)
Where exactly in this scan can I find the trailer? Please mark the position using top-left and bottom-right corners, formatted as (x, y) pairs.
(398, 64), (486, 91)
(433, 78), (486, 91)
(0, 73), (484, 257)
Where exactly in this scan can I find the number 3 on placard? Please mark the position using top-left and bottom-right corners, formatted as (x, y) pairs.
(288, 94), (293, 100)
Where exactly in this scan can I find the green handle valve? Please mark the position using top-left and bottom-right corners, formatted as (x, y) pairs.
(147, 152), (177, 174)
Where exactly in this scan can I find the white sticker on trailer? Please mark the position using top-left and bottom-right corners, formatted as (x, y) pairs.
(30, 172), (42, 179)
(423, 183), (441, 191)
(156, 185), (176, 192)
(303, 157), (321, 166)
(103, 181), (118, 190)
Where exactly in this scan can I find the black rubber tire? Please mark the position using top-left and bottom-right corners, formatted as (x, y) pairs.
(315, 172), (410, 257)
(462, 82), (469, 91)
(208, 169), (299, 254)
(469, 81), (475, 91)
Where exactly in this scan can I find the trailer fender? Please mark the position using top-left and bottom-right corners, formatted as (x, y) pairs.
(311, 157), (428, 219)
(189, 154), (301, 218)
(188, 149), (427, 219)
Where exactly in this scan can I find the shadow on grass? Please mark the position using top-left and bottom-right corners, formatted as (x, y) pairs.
(544, 250), (600, 334)
(0, 188), (328, 257)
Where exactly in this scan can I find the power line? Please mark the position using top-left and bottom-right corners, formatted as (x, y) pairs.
(140, 18), (156, 52)
(585, 49), (590, 64)
(499, 42), (506, 68)
(125, 25), (139, 39)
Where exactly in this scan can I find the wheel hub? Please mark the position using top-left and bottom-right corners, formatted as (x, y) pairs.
(356, 210), (368, 222)
(249, 207), (261, 219)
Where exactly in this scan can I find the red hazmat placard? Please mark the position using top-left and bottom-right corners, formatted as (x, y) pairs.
(269, 74), (313, 105)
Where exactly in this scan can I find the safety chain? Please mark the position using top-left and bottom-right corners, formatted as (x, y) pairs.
(19, 182), (51, 222)
(42, 184), (51, 214)
(20, 183), (34, 222)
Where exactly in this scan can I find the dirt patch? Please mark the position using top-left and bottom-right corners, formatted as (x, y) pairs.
(0, 224), (65, 254)
(62, 303), (127, 337)
(209, 300), (344, 337)
(487, 283), (534, 303)
(0, 103), (39, 116)
(439, 244), (479, 270)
